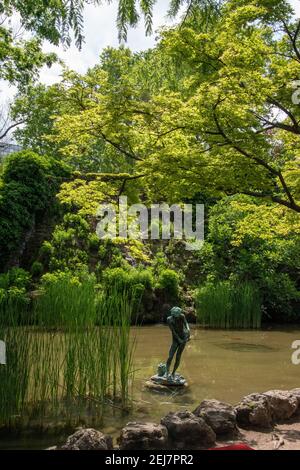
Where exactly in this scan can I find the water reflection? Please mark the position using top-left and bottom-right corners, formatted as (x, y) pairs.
(216, 342), (279, 352)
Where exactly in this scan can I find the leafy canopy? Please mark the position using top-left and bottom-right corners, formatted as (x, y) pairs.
(25, 1), (299, 213)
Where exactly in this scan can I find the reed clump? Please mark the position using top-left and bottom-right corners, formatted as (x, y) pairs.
(195, 281), (262, 329)
(0, 275), (137, 432)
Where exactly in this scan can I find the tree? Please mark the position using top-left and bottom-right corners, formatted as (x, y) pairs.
(114, 0), (222, 41)
(197, 195), (300, 319)
(13, 47), (154, 172)
(145, 0), (300, 212)
(0, 21), (57, 89)
(1, 1), (221, 47)
(43, 1), (299, 213)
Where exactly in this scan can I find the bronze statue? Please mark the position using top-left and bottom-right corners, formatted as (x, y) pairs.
(151, 306), (190, 387)
(165, 306), (190, 381)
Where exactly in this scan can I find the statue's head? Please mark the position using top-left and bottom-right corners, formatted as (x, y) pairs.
(170, 306), (182, 318)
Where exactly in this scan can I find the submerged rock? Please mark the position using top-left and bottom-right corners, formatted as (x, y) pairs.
(193, 399), (237, 436)
(60, 428), (113, 450)
(235, 393), (272, 428)
(118, 422), (168, 450)
(161, 410), (216, 449)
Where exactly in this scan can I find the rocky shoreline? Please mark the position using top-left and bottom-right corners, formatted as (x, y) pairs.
(48, 388), (300, 450)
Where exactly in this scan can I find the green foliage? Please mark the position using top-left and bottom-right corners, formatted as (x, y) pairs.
(43, 1), (300, 213)
(196, 281), (262, 329)
(30, 261), (44, 277)
(0, 267), (31, 290)
(0, 25), (57, 89)
(46, 213), (90, 273)
(0, 268), (31, 324)
(39, 241), (54, 263)
(0, 282), (136, 430)
(103, 267), (153, 291)
(0, 151), (70, 268)
(35, 271), (96, 327)
(197, 196), (300, 320)
(88, 233), (100, 252)
(157, 269), (180, 298)
(0, 1), (97, 49)
(2, 0), (300, 327)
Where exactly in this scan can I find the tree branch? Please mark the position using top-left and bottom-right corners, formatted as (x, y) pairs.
(0, 120), (25, 141)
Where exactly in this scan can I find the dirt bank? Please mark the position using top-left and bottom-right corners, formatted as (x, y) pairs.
(217, 417), (300, 450)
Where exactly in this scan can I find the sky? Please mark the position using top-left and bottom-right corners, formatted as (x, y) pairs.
(0, 0), (173, 106)
(40, 0), (173, 84)
(1, 0), (300, 128)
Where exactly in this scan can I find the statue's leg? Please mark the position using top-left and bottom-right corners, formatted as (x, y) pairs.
(172, 342), (186, 376)
(166, 341), (178, 376)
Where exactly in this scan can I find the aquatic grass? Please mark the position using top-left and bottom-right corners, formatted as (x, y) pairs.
(196, 281), (262, 329)
(0, 278), (138, 431)
(34, 274), (97, 328)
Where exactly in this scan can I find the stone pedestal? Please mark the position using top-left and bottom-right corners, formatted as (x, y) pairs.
(145, 373), (188, 393)
(151, 373), (187, 386)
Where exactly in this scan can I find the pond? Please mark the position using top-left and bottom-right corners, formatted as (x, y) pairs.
(1, 324), (300, 449)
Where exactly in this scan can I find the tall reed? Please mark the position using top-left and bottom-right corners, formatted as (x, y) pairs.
(0, 278), (137, 431)
(195, 281), (262, 329)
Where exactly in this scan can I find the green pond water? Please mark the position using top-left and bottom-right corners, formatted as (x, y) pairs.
(1, 324), (300, 449)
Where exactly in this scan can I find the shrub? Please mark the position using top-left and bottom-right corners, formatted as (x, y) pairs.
(88, 233), (100, 252)
(39, 241), (54, 262)
(157, 269), (180, 298)
(98, 244), (107, 260)
(0, 268), (31, 290)
(103, 267), (153, 291)
(31, 261), (44, 277)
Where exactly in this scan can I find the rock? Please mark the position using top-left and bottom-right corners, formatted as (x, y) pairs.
(60, 428), (113, 450)
(118, 422), (168, 450)
(145, 380), (188, 393)
(290, 388), (300, 409)
(193, 399), (237, 435)
(264, 390), (298, 421)
(161, 410), (216, 449)
(235, 393), (272, 428)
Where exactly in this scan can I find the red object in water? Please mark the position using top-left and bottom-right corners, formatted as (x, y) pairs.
(209, 444), (254, 451)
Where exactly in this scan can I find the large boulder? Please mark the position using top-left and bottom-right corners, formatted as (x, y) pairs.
(60, 428), (113, 450)
(264, 390), (298, 421)
(290, 388), (300, 409)
(118, 422), (168, 450)
(235, 393), (272, 428)
(161, 410), (216, 449)
(193, 399), (237, 435)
